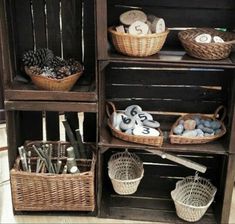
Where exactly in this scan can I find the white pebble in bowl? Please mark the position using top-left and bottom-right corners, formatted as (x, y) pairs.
(195, 34), (212, 43)
(133, 126), (160, 137)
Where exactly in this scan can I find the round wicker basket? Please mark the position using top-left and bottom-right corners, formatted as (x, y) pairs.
(108, 26), (169, 57)
(108, 150), (144, 195)
(178, 28), (235, 60)
(171, 176), (217, 222)
(25, 66), (83, 91)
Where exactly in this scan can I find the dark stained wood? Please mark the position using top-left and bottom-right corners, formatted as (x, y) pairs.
(46, 0), (61, 56)
(61, 0), (82, 60)
(45, 112), (60, 141)
(64, 112), (79, 141)
(5, 101), (98, 112)
(83, 113), (97, 142)
(32, 0), (47, 49)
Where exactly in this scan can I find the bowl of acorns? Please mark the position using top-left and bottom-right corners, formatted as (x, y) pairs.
(108, 10), (169, 57)
(23, 48), (83, 91)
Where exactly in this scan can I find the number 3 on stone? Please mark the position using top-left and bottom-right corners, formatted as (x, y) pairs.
(142, 127), (150, 134)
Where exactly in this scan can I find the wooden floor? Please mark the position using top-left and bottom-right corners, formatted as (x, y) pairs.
(0, 123), (235, 224)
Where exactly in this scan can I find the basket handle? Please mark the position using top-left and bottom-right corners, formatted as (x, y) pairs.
(214, 105), (226, 122)
(106, 101), (117, 118)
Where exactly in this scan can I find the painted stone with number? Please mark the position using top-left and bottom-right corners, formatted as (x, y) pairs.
(125, 128), (134, 135)
(134, 112), (153, 123)
(143, 119), (160, 128)
(133, 126), (160, 137)
(119, 116), (136, 131)
(112, 112), (128, 127)
(120, 10), (147, 26)
(129, 21), (149, 35)
(125, 105), (142, 117)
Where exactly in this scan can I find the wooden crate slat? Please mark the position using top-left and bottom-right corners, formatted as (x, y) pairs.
(32, 0), (47, 49)
(46, 0), (61, 56)
(45, 111), (60, 141)
(108, 0), (235, 9)
(61, 0), (82, 60)
(19, 111), (43, 141)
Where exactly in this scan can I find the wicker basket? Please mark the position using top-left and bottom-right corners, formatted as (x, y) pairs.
(178, 28), (235, 60)
(10, 141), (96, 211)
(108, 150), (144, 195)
(106, 102), (164, 147)
(25, 66), (83, 91)
(108, 26), (169, 57)
(171, 176), (217, 222)
(169, 106), (226, 144)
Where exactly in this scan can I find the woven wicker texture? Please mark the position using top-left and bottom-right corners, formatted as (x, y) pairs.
(10, 141), (96, 211)
(108, 26), (169, 57)
(25, 66), (82, 91)
(108, 150), (144, 195)
(169, 106), (226, 144)
(106, 102), (163, 147)
(171, 176), (217, 222)
(178, 28), (235, 60)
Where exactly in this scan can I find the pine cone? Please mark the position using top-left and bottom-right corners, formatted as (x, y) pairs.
(50, 56), (66, 69)
(22, 48), (54, 68)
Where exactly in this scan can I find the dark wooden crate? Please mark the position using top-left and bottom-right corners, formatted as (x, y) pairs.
(6, 104), (97, 169)
(97, 148), (235, 223)
(96, 0), (235, 66)
(98, 61), (235, 154)
(0, 0), (97, 102)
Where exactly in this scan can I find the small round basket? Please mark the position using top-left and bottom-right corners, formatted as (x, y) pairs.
(178, 28), (235, 60)
(108, 150), (144, 195)
(108, 26), (169, 57)
(25, 66), (83, 91)
(171, 176), (217, 222)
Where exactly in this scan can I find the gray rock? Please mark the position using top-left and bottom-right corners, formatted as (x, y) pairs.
(182, 130), (198, 137)
(195, 129), (204, 137)
(178, 119), (184, 125)
(204, 120), (212, 128)
(184, 119), (196, 130)
(204, 132), (215, 137)
(202, 126), (214, 134)
(211, 121), (221, 130)
(215, 128), (222, 135)
(173, 124), (184, 135)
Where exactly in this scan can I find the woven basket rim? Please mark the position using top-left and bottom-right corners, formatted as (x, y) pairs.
(108, 26), (170, 38)
(178, 28), (235, 46)
(169, 113), (226, 141)
(171, 176), (217, 209)
(25, 66), (83, 83)
(108, 170), (144, 183)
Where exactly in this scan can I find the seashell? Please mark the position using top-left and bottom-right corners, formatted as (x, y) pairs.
(143, 119), (160, 128)
(195, 34), (212, 43)
(134, 112), (153, 122)
(119, 116), (135, 131)
(125, 105), (142, 117)
(213, 36), (224, 43)
(184, 119), (196, 130)
(133, 126), (160, 137)
(173, 124), (184, 135)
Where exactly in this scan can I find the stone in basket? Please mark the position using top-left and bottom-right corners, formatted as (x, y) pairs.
(178, 28), (235, 60)
(108, 150), (144, 195)
(106, 101), (164, 147)
(169, 106), (226, 144)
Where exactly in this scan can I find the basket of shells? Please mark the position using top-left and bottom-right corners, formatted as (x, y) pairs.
(22, 48), (83, 91)
(106, 101), (163, 147)
(169, 106), (226, 144)
(178, 28), (235, 60)
(108, 10), (169, 57)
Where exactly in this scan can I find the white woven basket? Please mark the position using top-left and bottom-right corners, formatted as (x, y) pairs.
(108, 150), (144, 195)
(171, 176), (217, 222)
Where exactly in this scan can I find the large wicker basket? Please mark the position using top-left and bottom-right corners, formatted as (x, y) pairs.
(25, 66), (83, 91)
(108, 150), (144, 195)
(108, 26), (169, 57)
(10, 141), (96, 211)
(178, 28), (235, 60)
(169, 106), (226, 144)
(171, 176), (217, 222)
(106, 102), (164, 147)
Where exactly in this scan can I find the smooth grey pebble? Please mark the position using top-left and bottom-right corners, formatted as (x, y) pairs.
(173, 124), (184, 135)
(182, 130), (198, 137)
(143, 119), (160, 128)
(211, 121), (221, 130)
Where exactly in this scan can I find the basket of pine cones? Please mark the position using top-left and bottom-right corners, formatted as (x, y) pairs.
(22, 48), (83, 91)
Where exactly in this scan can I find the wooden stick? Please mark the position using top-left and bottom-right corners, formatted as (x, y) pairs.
(75, 129), (87, 159)
(146, 149), (207, 173)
